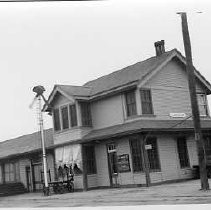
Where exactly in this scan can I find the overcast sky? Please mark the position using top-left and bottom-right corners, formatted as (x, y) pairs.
(0, 0), (211, 141)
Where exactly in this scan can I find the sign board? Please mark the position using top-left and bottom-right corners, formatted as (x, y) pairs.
(117, 154), (131, 173)
(170, 113), (186, 118)
(145, 144), (152, 150)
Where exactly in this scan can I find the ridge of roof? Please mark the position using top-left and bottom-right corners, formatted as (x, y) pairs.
(82, 49), (176, 96)
(83, 49), (175, 88)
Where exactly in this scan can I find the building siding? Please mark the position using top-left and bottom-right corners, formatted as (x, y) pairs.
(87, 174), (98, 188)
(74, 175), (83, 189)
(142, 60), (205, 120)
(95, 143), (110, 187)
(0, 165), (2, 183)
(91, 95), (124, 130)
(19, 158), (31, 188)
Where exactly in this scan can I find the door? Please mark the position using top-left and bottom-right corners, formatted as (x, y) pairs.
(32, 164), (43, 191)
(107, 143), (119, 187)
(25, 166), (32, 192)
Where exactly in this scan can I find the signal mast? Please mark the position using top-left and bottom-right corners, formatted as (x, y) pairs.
(30, 85), (49, 196)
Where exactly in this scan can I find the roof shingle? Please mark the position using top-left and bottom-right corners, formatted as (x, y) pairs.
(0, 129), (53, 160)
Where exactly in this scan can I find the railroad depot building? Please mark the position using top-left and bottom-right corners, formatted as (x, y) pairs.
(1, 41), (211, 193)
(43, 41), (211, 190)
(0, 129), (55, 193)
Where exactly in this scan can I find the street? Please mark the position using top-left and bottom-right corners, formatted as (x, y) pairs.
(0, 179), (211, 207)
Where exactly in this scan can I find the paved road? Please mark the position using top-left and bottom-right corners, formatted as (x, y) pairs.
(0, 179), (211, 207)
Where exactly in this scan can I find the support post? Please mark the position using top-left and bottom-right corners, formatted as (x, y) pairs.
(178, 12), (209, 190)
(140, 134), (151, 187)
(81, 144), (88, 191)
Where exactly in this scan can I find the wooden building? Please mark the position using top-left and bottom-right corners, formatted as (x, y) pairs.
(1, 41), (211, 194)
(0, 129), (55, 193)
(44, 41), (211, 191)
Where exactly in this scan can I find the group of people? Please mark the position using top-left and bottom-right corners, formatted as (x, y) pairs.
(57, 163), (82, 181)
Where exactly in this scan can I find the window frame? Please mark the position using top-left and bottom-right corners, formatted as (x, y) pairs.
(140, 88), (154, 115)
(146, 137), (161, 172)
(130, 138), (143, 172)
(80, 102), (92, 127)
(197, 93), (209, 117)
(203, 135), (211, 157)
(53, 108), (61, 132)
(125, 90), (137, 117)
(176, 137), (190, 169)
(61, 105), (70, 130)
(4, 162), (20, 183)
(69, 104), (78, 127)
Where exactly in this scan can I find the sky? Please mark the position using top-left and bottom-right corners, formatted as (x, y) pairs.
(0, 0), (211, 141)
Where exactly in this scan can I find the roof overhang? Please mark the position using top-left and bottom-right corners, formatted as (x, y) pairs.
(43, 85), (76, 112)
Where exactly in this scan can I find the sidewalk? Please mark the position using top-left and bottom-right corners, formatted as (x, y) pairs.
(0, 179), (211, 207)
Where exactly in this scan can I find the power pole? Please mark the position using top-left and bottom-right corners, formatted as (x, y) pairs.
(177, 12), (209, 190)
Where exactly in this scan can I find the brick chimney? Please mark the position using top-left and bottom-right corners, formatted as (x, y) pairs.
(154, 40), (165, 56)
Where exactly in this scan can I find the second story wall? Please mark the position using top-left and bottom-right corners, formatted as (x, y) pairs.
(142, 59), (208, 119)
(91, 94), (124, 130)
(52, 93), (92, 145)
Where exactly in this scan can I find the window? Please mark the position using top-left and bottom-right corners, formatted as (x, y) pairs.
(130, 137), (160, 172)
(69, 104), (78, 127)
(61, 106), (69, 130)
(204, 136), (211, 157)
(197, 94), (209, 116)
(80, 102), (92, 126)
(125, 90), (137, 117)
(177, 137), (190, 168)
(53, 108), (61, 131)
(130, 139), (143, 172)
(140, 89), (153, 115)
(4, 162), (19, 183)
(146, 137), (160, 171)
(0, 165), (2, 183)
(85, 146), (96, 174)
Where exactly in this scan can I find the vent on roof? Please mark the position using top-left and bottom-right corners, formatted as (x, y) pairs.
(154, 40), (165, 56)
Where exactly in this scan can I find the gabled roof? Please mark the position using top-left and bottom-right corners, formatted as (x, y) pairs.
(56, 85), (91, 97)
(45, 48), (211, 110)
(83, 50), (173, 96)
(0, 129), (53, 160)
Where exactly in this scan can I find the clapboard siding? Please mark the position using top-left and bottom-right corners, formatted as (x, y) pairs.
(19, 158), (30, 188)
(87, 174), (97, 188)
(187, 136), (198, 166)
(47, 153), (55, 182)
(95, 143), (110, 187)
(91, 95), (124, 130)
(116, 138), (135, 185)
(74, 175), (83, 189)
(142, 60), (205, 119)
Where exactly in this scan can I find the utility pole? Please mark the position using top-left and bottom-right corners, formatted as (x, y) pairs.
(177, 12), (209, 190)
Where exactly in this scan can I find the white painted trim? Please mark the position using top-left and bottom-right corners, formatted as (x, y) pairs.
(138, 51), (177, 88)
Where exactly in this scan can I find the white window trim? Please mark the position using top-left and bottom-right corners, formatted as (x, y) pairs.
(197, 93), (210, 117)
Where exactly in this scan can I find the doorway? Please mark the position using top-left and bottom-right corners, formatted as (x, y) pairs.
(25, 166), (32, 192)
(107, 143), (119, 187)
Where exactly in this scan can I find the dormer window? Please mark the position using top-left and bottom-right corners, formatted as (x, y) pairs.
(69, 104), (77, 127)
(53, 103), (78, 132)
(61, 106), (69, 130)
(53, 108), (61, 131)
